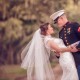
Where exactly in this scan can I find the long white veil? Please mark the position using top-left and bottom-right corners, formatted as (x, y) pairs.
(21, 29), (55, 80)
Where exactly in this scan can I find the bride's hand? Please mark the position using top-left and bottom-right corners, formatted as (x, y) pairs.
(53, 50), (60, 58)
(54, 50), (61, 54)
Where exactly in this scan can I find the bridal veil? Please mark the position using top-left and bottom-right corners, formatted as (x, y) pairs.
(21, 29), (55, 80)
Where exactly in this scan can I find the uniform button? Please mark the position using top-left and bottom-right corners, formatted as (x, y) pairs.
(65, 40), (67, 42)
(65, 37), (67, 39)
(67, 43), (69, 45)
(64, 28), (65, 30)
(64, 34), (66, 36)
(64, 31), (66, 33)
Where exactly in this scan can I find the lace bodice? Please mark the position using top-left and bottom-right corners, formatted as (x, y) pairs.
(44, 35), (66, 50)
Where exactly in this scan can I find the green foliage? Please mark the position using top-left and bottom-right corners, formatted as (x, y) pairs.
(1, 18), (23, 43)
(0, 0), (80, 64)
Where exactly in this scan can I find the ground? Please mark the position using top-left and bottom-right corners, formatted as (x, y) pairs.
(0, 64), (62, 80)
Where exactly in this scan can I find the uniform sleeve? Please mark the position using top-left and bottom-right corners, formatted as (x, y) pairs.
(73, 22), (80, 50)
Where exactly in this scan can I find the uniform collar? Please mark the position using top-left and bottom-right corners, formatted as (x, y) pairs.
(59, 22), (70, 34)
(63, 21), (70, 27)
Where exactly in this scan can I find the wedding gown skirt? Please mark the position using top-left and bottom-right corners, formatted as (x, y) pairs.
(44, 36), (79, 80)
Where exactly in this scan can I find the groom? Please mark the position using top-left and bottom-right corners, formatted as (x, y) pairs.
(50, 10), (80, 79)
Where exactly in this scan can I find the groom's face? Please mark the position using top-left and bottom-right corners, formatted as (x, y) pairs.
(57, 16), (64, 28)
(56, 14), (66, 28)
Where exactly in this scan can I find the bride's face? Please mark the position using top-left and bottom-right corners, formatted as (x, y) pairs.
(46, 24), (54, 35)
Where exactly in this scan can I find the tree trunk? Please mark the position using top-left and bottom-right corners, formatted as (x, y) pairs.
(7, 44), (14, 64)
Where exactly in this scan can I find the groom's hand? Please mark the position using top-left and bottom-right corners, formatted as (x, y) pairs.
(69, 45), (78, 52)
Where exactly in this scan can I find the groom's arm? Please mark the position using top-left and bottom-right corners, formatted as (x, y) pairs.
(73, 22), (80, 50)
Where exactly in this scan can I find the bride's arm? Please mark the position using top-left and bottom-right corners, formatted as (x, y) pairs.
(47, 40), (71, 53)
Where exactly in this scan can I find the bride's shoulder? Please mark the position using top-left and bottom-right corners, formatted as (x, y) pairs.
(44, 35), (52, 41)
(44, 35), (62, 41)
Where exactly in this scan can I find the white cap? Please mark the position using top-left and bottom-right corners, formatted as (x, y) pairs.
(50, 10), (65, 21)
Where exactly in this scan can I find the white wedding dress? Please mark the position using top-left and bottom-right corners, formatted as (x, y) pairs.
(44, 35), (79, 80)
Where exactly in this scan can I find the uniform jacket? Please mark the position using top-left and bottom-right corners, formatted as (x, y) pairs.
(59, 22), (80, 67)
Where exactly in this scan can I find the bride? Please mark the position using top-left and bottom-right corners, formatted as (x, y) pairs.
(21, 23), (79, 80)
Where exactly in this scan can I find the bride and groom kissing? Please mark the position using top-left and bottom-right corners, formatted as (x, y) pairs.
(21, 10), (80, 80)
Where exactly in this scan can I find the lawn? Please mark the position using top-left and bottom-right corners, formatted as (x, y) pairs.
(0, 65), (27, 80)
(0, 61), (58, 80)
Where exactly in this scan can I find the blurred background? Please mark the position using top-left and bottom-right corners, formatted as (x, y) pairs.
(0, 0), (80, 80)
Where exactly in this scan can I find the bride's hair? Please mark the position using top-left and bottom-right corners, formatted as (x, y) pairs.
(40, 23), (49, 35)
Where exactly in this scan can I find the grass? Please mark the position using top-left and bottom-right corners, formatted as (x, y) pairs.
(4, 66), (26, 74)
(0, 65), (27, 80)
(0, 78), (10, 80)
(51, 61), (58, 67)
(0, 62), (58, 80)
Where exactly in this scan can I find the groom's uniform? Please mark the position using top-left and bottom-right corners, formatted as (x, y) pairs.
(50, 10), (80, 79)
(59, 22), (80, 79)
(59, 21), (80, 68)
